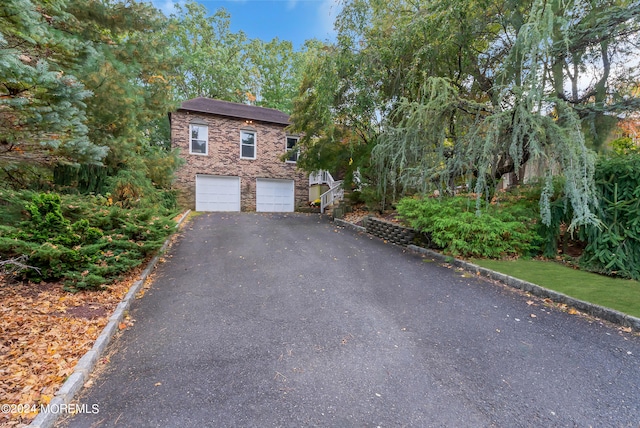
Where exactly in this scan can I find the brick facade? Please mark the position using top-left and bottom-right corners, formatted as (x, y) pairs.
(171, 108), (308, 211)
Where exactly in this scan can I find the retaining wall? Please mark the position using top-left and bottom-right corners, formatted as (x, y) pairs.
(364, 217), (415, 246)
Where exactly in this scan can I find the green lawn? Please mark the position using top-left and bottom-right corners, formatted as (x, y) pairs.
(471, 259), (640, 318)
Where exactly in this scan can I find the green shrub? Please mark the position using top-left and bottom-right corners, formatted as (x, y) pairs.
(581, 154), (640, 280)
(397, 195), (542, 258)
(0, 191), (178, 291)
(359, 186), (385, 212)
(0, 189), (35, 226)
(53, 164), (110, 194)
(107, 169), (152, 208)
(512, 178), (577, 258)
(609, 137), (640, 155)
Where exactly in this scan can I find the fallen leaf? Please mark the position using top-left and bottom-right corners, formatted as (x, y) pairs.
(118, 322), (127, 330)
(0, 271), (138, 422)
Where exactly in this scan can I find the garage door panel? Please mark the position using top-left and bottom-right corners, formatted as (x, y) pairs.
(196, 175), (240, 212)
(256, 179), (294, 212)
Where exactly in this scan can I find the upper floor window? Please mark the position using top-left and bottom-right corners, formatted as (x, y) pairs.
(240, 130), (256, 159)
(286, 136), (299, 163)
(190, 124), (208, 155)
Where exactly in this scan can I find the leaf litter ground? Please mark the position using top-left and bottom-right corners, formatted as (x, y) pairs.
(0, 268), (144, 427)
(0, 212), (186, 427)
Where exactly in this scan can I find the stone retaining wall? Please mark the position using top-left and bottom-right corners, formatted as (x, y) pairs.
(364, 217), (415, 246)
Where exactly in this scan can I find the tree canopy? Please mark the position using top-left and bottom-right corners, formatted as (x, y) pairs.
(163, 0), (310, 113)
(1, 0), (179, 188)
(1, 0), (313, 191)
(290, 0), (640, 228)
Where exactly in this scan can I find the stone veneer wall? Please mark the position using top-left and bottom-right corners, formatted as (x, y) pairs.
(365, 217), (416, 246)
(171, 110), (308, 211)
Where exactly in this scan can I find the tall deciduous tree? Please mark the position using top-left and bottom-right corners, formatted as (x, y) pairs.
(288, 34), (384, 189)
(165, 1), (249, 103)
(246, 38), (304, 114)
(164, 0), (308, 113)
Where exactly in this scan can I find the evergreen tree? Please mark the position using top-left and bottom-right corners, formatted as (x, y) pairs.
(0, 0), (107, 186)
(1, 0), (179, 190)
(63, 0), (178, 170)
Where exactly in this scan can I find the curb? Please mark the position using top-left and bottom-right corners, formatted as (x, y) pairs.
(333, 217), (640, 333)
(334, 218), (366, 234)
(29, 210), (192, 428)
(405, 245), (640, 332)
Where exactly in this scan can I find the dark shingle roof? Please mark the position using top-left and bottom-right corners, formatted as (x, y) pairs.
(178, 97), (290, 126)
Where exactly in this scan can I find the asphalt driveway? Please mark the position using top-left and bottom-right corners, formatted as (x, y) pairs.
(60, 213), (640, 427)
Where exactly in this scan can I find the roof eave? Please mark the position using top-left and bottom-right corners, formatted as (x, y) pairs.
(177, 105), (290, 126)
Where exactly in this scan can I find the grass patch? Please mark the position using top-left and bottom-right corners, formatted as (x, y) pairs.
(471, 259), (640, 318)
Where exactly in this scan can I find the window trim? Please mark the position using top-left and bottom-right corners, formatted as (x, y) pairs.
(285, 135), (299, 163)
(240, 129), (256, 160)
(189, 123), (208, 155)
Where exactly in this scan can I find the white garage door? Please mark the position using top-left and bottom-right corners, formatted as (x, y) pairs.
(195, 175), (240, 212)
(256, 178), (295, 212)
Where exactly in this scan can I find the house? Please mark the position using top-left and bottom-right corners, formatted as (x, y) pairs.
(170, 97), (308, 212)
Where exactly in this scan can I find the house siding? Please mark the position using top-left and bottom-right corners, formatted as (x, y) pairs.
(171, 110), (308, 211)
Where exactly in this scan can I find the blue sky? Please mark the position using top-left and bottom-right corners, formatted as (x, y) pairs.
(151, 0), (341, 49)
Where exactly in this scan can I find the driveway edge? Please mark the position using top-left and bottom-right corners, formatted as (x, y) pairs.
(333, 218), (640, 332)
(405, 245), (640, 332)
(29, 210), (192, 428)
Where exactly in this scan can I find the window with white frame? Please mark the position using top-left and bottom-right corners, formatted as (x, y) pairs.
(240, 130), (256, 159)
(189, 124), (208, 155)
(286, 136), (299, 163)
